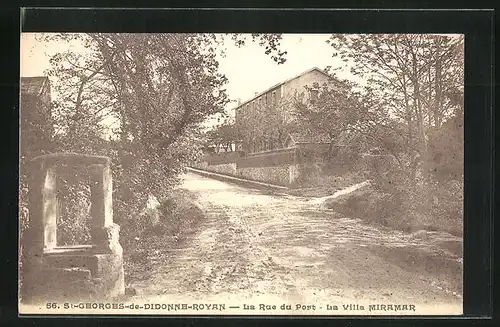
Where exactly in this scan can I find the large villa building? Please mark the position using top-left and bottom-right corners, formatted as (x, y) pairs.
(234, 67), (333, 153)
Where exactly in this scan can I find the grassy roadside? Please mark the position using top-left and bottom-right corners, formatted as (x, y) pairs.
(323, 184), (463, 238)
(284, 171), (462, 239)
(284, 172), (366, 197)
(122, 189), (206, 284)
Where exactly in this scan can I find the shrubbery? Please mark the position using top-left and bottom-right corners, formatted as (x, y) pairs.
(122, 190), (205, 283)
(327, 154), (463, 236)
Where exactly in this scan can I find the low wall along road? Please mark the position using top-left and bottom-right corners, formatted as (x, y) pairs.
(192, 146), (323, 187)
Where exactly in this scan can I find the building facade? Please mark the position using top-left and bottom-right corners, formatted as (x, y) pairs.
(20, 76), (53, 159)
(234, 67), (332, 154)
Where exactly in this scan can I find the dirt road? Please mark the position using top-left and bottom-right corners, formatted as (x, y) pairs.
(130, 172), (463, 315)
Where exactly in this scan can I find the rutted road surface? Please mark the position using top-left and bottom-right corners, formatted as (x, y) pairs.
(130, 172), (463, 315)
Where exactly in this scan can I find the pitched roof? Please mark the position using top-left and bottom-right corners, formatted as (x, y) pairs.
(20, 76), (49, 97)
(236, 67), (331, 109)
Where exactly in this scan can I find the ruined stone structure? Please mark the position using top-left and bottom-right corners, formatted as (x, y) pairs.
(20, 153), (125, 303)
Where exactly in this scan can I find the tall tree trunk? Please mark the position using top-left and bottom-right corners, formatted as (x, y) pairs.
(434, 37), (444, 128)
(411, 47), (430, 185)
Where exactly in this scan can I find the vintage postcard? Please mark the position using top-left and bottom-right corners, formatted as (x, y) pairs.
(19, 32), (463, 315)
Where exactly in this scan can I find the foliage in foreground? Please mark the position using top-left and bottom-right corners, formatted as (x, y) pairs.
(20, 33), (286, 242)
(297, 34), (464, 234)
(123, 190), (205, 283)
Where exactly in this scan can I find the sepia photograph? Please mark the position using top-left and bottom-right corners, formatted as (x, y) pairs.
(19, 32), (464, 315)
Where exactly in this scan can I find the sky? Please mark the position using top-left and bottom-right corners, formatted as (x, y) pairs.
(20, 33), (462, 110)
(20, 33), (360, 131)
(215, 34), (351, 109)
(20, 33), (350, 108)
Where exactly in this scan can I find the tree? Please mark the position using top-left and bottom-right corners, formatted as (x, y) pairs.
(327, 34), (464, 185)
(292, 79), (362, 154)
(40, 34), (224, 224)
(236, 96), (291, 153)
(31, 33), (288, 234)
(206, 120), (239, 153)
(229, 33), (287, 64)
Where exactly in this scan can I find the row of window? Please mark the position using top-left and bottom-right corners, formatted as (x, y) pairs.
(243, 90), (279, 112)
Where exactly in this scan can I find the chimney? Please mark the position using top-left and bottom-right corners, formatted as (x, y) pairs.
(237, 98), (241, 106)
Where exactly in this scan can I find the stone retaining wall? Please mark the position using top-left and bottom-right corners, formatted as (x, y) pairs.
(237, 165), (294, 186)
(193, 162), (238, 176)
(193, 146), (325, 187)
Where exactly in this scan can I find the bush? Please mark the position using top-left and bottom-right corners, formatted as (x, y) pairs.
(156, 191), (204, 236)
(55, 170), (93, 246)
(326, 185), (404, 225)
(325, 168), (463, 237)
(122, 190), (205, 283)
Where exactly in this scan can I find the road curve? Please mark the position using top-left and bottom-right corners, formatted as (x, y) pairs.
(130, 172), (463, 315)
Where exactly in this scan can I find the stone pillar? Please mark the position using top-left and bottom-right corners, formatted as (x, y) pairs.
(43, 167), (58, 251)
(89, 163), (118, 252)
(289, 163), (300, 186)
(289, 147), (302, 186)
(20, 153), (125, 303)
(89, 164), (113, 228)
(25, 162), (58, 255)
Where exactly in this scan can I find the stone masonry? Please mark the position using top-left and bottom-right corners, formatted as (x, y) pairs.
(20, 153), (125, 303)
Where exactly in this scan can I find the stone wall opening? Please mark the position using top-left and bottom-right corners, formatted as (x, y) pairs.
(20, 153), (125, 303)
(55, 164), (93, 246)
